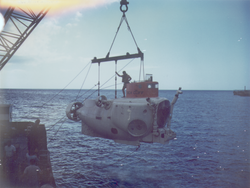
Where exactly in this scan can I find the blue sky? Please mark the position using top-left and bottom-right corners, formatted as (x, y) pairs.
(0, 0), (249, 90)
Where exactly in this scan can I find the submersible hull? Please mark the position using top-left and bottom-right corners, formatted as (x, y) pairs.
(66, 84), (182, 146)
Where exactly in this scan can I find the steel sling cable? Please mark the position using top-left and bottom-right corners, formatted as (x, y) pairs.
(123, 14), (139, 50)
(47, 58), (136, 146)
(41, 61), (92, 107)
(100, 83), (123, 90)
(47, 0), (143, 147)
(99, 58), (135, 90)
(75, 62), (92, 101)
(26, 61), (92, 117)
(47, 82), (98, 133)
(123, 14), (144, 81)
(46, 84), (98, 133)
(106, 14), (125, 57)
(77, 58), (135, 104)
(36, 62), (91, 132)
(74, 84), (97, 101)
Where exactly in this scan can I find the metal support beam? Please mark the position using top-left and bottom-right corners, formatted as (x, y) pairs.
(115, 60), (117, 99)
(98, 62), (100, 96)
(0, 7), (49, 71)
(91, 52), (143, 64)
(92, 51), (143, 97)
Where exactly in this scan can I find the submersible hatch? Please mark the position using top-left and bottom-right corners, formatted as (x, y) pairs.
(66, 0), (182, 146)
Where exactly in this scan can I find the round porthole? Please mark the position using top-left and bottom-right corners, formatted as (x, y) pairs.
(127, 119), (147, 137)
(111, 128), (118, 134)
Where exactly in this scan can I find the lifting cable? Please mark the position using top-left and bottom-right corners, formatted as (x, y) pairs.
(43, 61), (92, 106)
(103, 144), (141, 168)
(107, 1), (140, 56)
(75, 62), (92, 101)
(23, 61), (91, 135)
(98, 58), (135, 92)
(46, 84), (98, 134)
(46, 116), (65, 131)
(46, 84), (98, 132)
(47, 1), (142, 137)
(106, 0), (144, 81)
(47, 57), (135, 133)
(78, 57), (135, 104)
(75, 84), (98, 102)
(47, 59), (136, 141)
(30, 61), (92, 115)
(54, 118), (68, 135)
(66, 54), (133, 103)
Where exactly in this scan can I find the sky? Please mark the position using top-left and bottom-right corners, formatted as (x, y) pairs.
(0, 0), (249, 90)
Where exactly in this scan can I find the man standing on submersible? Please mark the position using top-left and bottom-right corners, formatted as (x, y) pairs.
(116, 71), (131, 97)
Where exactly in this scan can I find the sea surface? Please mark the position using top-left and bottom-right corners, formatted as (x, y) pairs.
(0, 89), (249, 188)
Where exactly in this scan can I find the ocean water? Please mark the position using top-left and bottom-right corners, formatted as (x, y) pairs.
(0, 89), (249, 188)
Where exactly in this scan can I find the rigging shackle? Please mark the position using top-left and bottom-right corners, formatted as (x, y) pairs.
(120, 0), (129, 13)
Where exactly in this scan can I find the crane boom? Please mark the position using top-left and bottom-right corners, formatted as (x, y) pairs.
(0, 7), (49, 71)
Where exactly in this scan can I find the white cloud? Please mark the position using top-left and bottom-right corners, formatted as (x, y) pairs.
(75, 11), (82, 21)
(66, 23), (72, 27)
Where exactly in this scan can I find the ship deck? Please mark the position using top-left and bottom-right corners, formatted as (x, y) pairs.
(0, 121), (56, 187)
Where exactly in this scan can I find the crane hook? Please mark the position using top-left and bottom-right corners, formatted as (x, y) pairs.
(120, 0), (129, 13)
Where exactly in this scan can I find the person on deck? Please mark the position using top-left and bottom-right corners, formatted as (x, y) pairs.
(26, 150), (39, 165)
(4, 140), (16, 183)
(28, 119), (40, 153)
(23, 159), (42, 188)
(116, 71), (131, 97)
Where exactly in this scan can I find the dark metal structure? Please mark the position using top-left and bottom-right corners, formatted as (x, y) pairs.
(0, 7), (49, 71)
